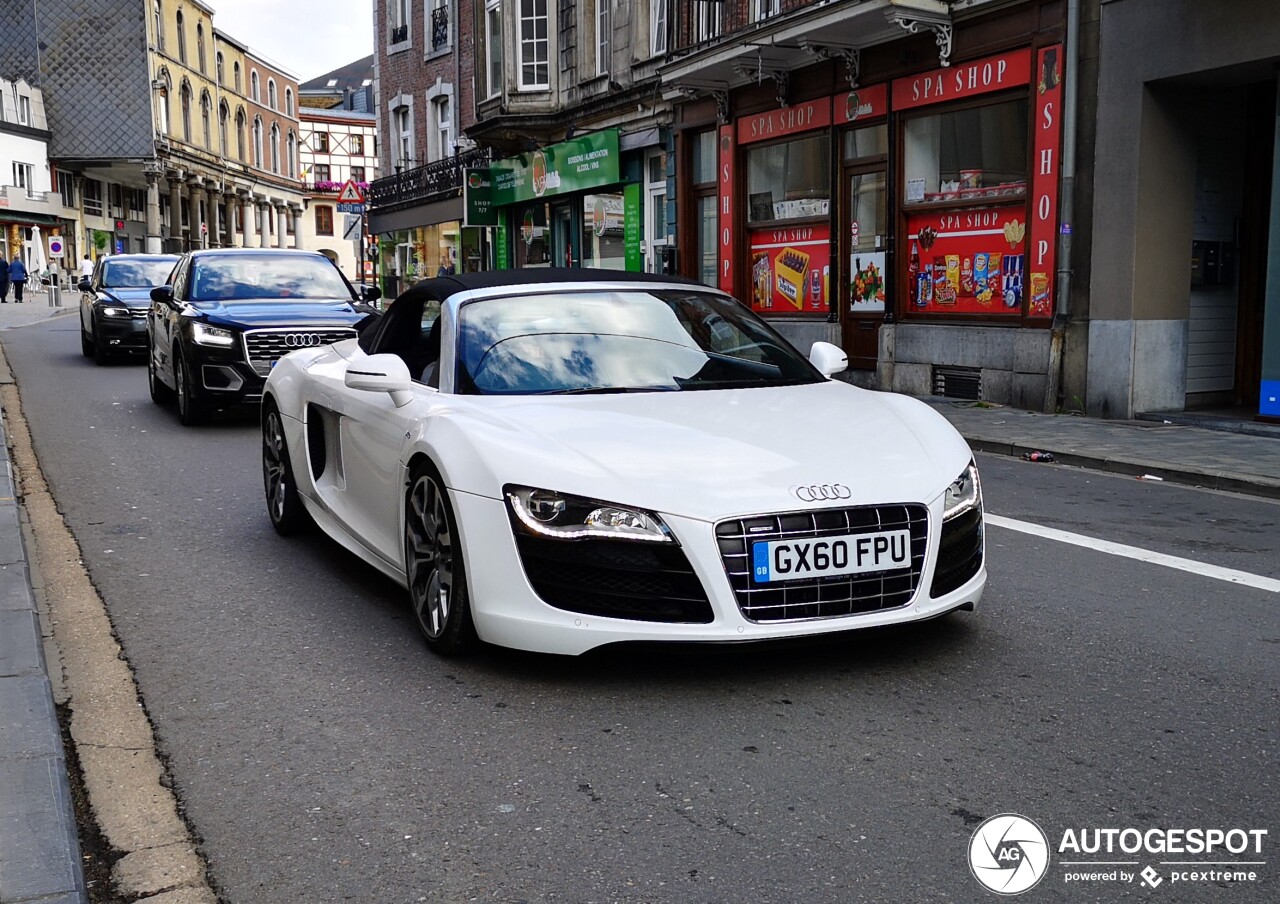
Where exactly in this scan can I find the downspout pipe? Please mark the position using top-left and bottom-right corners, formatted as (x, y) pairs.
(1046, 0), (1082, 411)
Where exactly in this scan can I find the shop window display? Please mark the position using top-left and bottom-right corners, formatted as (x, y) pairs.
(746, 135), (830, 223)
(902, 99), (1028, 204)
(582, 193), (626, 270)
(517, 204), (551, 268)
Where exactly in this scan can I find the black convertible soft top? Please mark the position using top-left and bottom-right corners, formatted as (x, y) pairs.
(393, 266), (704, 308)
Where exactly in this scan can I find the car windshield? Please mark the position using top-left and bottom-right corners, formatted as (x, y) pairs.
(456, 290), (823, 395)
(189, 253), (353, 302)
(101, 259), (176, 288)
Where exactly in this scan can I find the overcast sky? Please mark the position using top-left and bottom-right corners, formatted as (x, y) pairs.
(211, 0), (373, 83)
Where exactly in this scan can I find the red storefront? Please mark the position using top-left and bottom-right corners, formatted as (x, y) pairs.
(672, 1), (1068, 387)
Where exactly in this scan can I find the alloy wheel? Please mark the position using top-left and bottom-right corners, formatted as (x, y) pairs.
(406, 473), (453, 639)
(263, 411), (289, 524)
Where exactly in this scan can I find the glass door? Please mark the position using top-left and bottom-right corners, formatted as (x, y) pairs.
(842, 167), (887, 369)
(552, 202), (576, 267)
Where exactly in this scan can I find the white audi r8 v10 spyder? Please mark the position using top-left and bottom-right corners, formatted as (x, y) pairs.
(261, 270), (984, 656)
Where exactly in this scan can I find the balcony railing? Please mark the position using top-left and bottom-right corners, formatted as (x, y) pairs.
(368, 148), (489, 212)
(431, 6), (450, 51)
(674, 0), (813, 55)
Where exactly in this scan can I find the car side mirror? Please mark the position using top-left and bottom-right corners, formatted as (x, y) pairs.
(809, 341), (848, 378)
(78, 278), (92, 292)
(150, 285), (174, 305)
(362, 285), (382, 302)
(345, 353), (414, 407)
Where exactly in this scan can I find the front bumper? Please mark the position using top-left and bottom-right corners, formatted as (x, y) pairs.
(451, 493), (985, 656)
(184, 342), (265, 406)
(95, 313), (149, 352)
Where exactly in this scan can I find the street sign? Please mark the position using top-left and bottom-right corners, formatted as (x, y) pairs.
(336, 202), (365, 214)
(47, 236), (65, 258)
(336, 179), (365, 204)
(342, 214), (362, 242)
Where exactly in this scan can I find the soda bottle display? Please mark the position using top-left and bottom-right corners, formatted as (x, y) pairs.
(908, 241), (920, 306)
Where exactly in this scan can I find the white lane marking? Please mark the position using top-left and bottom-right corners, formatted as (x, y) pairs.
(985, 514), (1280, 594)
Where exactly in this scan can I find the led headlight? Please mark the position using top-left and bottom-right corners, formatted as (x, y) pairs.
(942, 461), (982, 522)
(505, 485), (673, 543)
(192, 322), (235, 347)
(100, 305), (131, 318)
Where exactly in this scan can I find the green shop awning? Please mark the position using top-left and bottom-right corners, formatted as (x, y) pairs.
(0, 210), (64, 227)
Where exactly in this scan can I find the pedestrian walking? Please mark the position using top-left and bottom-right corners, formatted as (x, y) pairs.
(9, 255), (27, 303)
(80, 254), (94, 281)
(0, 256), (9, 303)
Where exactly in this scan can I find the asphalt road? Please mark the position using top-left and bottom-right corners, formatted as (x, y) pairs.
(5, 315), (1277, 903)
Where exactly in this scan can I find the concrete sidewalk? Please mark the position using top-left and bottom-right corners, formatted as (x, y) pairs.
(923, 398), (1280, 499)
(0, 288), (75, 332)
(0, 336), (87, 902)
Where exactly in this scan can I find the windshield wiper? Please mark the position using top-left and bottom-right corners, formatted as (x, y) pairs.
(545, 385), (680, 395)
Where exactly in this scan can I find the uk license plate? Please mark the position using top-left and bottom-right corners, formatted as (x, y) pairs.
(752, 530), (912, 583)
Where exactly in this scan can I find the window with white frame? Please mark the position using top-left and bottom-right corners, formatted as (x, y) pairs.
(430, 92), (453, 162)
(154, 0), (164, 50)
(596, 0), (610, 76)
(285, 87), (294, 117)
(58, 171), (75, 207)
(390, 0), (410, 45)
(751, 0), (780, 23)
(250, 70), (260, 101)
(650, 0), (667, 56)
(12, 162), (34, 194)
(18, 94), (31, 125)
(270, 123), (280, 173)
(286, 132), (297, 178)
(485, 0), (503, 98)
(693, 0), (722, 43)
(157, 74), (171, 135)
(83, 179), (103, 216)
(429, 0), (450, 53)
(391, 99), (414, 169)
(253, 116), (264, 167)
(268, 78), (278, 110)
(519, 0), (549, 90)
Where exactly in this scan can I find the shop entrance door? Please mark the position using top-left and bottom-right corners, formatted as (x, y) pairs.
(552, 202), (576, 267)
(841, 166), (888, 369)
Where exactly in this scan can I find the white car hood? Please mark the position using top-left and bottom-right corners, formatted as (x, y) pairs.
(441, 381), (971, 522)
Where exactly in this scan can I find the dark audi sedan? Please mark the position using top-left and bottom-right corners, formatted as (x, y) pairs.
(79, 254), (179, 364)
(147, 248), (378, 425)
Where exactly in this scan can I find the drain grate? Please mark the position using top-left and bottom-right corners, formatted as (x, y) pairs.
(933, 365), (982, 400)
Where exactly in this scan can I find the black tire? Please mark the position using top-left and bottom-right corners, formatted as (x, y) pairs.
(147, 345), (173, 404)
(262, 403), (310, 535)
(80, 326), (93, 358)
(404, 462), (476, 656)
(92, 322), (111, 366)
(174, 345), (207, 426)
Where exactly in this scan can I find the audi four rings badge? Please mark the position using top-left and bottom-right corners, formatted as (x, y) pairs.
(283, 334), (322, 348)
(791, 484), (852, 502)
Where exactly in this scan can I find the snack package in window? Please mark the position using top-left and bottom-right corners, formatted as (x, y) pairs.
(934, 256), (954, 304)
(1030, 272), (1051, 316)
(974, 254), (989, 292)
(960, 256), (975, 295)
(945, 255), (960, 295)
(751, 253), (772, 308)
(987, 253), (1003, 296)
(918, 265), (933, 306)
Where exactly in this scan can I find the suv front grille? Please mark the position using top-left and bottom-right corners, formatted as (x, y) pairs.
(716, 504), (929, 623)
(243, 328), (357, 376)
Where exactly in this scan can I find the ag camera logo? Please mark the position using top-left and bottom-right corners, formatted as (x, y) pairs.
(969, 813), (1050, 895)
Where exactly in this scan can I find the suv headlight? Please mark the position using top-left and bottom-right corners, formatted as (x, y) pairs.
(505, 485), (673, 543)
(192, 322), (236, 347)
(942, 461), (981, 522)
(100, 305), (130, 318)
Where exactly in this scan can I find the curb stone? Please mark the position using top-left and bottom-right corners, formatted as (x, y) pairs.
(0, 410), (87, 903)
